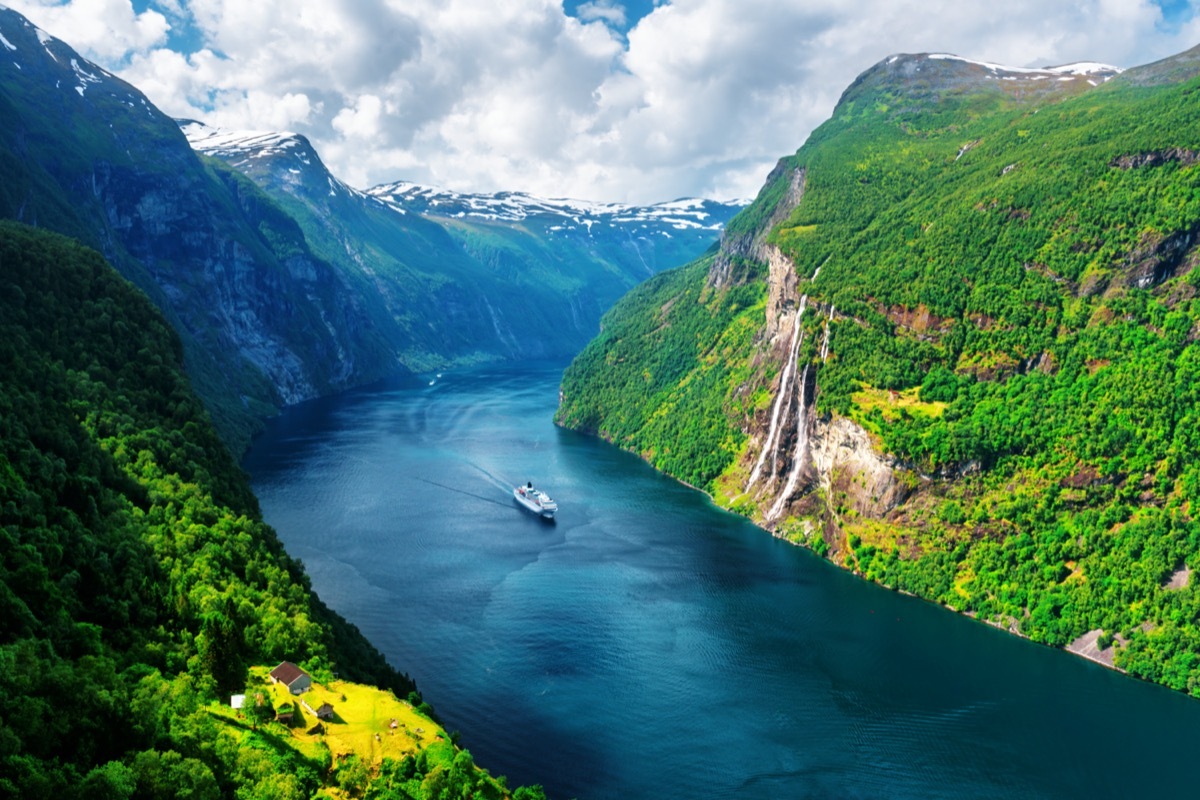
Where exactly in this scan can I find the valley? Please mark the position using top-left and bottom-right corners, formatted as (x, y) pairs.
(4, 1), (1200, 797)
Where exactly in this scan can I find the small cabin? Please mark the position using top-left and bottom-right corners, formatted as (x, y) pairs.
(301, 698), (335, 720)
(269, 661), (312, 695)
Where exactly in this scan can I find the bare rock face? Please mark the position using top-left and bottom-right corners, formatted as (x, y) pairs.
(709, 164), (806, 289)
(1120, 226), (1198, 290)
(808, 416), (910, 519)
(763, 244), (801, 340)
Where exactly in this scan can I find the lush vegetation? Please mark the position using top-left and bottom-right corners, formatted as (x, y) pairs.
(558, 50), (1200, 694)
(557, 255), (765, 488)
(0, 221), (541, 798)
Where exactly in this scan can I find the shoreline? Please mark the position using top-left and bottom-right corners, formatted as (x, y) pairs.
(558, 419), (1144, 684)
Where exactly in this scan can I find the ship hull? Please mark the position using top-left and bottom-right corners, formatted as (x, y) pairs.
(513, 488), (557, 519)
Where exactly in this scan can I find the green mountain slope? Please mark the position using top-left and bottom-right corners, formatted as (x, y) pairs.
(558, 47), (1200, 693)
(0, 220), (542, 799)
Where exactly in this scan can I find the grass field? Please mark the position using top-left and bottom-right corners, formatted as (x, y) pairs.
(223, 666), (444, 768)
(850, 385), (947, 422)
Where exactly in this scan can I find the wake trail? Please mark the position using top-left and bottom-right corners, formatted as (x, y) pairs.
(467, 462), (515, 493)
(414, 477), (512, 509)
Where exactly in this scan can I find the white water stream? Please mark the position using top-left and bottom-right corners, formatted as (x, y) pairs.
(768, 363), (811, 520)
(746, 295), (807, 491)
(820, 304), (835, 363)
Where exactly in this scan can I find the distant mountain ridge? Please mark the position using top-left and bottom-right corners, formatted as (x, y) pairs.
(181, 119), (743, 373)
(367, 180), (737, 229)
(180, 121), (741, 231)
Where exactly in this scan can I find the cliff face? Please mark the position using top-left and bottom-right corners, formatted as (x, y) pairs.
(0, 8), (398, 448)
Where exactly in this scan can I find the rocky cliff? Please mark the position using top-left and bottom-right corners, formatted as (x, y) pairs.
(0, 8), (402, 448)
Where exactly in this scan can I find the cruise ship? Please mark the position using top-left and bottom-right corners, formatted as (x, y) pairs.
(513, 482), (557, 519)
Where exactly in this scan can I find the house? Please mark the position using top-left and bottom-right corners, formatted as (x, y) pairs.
(301, 699), (335, 720)
(269, 661), (312, 695)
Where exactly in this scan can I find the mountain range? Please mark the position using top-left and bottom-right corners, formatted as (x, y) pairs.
(181, 120), (741, 375)
(0, 5), (739, 449)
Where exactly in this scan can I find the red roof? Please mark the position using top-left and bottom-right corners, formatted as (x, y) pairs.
(269, 661), (308, 686)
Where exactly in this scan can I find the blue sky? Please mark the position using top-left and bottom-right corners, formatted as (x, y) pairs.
(1158, 0), (1196, 28)
(10, 0), (1200, 203)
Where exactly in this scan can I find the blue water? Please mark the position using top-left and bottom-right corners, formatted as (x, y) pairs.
(243, 363), (1200, 799)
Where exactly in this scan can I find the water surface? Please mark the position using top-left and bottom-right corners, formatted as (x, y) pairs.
(244, 364), (1200, 799)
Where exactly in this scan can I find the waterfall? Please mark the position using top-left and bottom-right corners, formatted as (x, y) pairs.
(811, 267), (820, 282)
(746, 295), (807, 491)
(769, 364), (810, 520)
(819, 304), (835, 363)
(772, 392), (788, 480)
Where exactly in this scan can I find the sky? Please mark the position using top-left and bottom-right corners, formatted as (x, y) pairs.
(5, 0), (1200, 203)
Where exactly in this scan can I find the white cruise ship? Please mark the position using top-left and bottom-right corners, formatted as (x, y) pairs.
(513, 482), (557, 519)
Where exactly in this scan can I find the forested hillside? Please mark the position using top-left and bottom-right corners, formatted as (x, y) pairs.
(558, 46), (1200, 693)
(0, 221), (536, 798)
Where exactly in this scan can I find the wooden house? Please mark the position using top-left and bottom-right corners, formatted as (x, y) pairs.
(269, 661), (312, 695)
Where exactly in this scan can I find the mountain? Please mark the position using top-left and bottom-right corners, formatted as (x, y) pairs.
(183, 121), (743, 370)
(557, 46), (1200, 694)
(0, 7), (402, 450)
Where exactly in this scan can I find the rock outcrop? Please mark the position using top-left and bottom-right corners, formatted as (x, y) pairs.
(808, 416), (910, 520)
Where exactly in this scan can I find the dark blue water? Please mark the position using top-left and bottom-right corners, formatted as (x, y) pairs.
(244, 363), (1200, 799)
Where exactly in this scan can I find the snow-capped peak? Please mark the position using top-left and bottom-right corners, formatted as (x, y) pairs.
(180, 120), (375, 201)
(366, 181), (737, 231)
(925, 53), (1122, 82)
(180, 120), (304, 159)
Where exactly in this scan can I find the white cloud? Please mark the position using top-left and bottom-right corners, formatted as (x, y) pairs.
(9, 0), (1200, 203)
(578, 1), (627, 28)
(6, 0), (169, 60)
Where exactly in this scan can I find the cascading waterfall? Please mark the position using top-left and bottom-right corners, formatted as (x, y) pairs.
(772, 378), (792, 481)
(811, 267), (820, 282)
(768, 364), (811, 521)
(746, 295), (807, 491)
(771, 295), (810, 479)
(819, 304), (835, 362)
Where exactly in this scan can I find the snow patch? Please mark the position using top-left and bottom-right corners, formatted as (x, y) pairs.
(0, 31), (16, 51)
(35, 27), (57, 62)
(926, 53), (1121, 82)
(70, 58), (102, 96)
(369, 181), (740, 228)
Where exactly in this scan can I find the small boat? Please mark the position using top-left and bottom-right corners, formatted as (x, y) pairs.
(513, 481), (557, 519)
